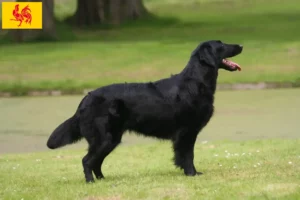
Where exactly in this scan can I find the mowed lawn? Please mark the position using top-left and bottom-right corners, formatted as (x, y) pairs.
(0, 89), (299, 199)
(0, 139), (299, 200)
(1, 0), (300, 94)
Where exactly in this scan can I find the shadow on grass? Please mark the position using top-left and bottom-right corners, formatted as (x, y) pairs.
(107, 170), (184, 181)
(60, 169), (185, 184)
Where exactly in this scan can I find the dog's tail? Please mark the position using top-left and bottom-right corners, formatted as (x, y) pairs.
(46, 113), (82, 149)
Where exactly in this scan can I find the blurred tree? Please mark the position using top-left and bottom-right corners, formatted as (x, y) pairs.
(68, 0), (148, 26)
(9, 0), (56, 42)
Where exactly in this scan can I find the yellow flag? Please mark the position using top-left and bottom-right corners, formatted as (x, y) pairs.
(2, 2), (42, 29)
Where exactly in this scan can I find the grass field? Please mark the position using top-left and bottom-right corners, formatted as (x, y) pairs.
(0, 139), (299, 200)
(0, 89), (300, 199)
(1, 0), (300, 94)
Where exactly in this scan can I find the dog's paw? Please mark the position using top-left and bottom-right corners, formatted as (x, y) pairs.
(184, 171), (196, 176)
(184, 171), (203, 176)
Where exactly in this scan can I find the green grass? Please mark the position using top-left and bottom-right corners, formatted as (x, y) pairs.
(0, 139), (299, 200)
(0, 0), (300, 94)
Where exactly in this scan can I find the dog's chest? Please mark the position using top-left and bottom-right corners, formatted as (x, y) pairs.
(176, 94), (215, 128)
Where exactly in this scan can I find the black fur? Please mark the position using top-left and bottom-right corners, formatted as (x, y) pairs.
(46, 40), (243, 182)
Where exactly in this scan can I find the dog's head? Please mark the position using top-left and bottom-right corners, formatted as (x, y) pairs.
(192, 40), (243, 71)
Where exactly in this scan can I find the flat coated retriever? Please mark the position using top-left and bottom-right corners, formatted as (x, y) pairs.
(47, 40), (243, 183)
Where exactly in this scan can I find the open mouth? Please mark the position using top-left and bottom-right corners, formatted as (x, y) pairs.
(222, 59), (241, 71)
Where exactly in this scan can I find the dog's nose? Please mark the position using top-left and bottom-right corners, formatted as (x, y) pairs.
(239, 45), (243, 49)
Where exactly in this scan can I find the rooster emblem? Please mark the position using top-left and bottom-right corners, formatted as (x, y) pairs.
(10, 4), (32, 27)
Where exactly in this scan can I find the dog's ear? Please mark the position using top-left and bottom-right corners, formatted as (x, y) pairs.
(199, 45), (217, 67)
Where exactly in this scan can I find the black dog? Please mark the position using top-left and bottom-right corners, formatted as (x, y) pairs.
(47, 40), (243, 183)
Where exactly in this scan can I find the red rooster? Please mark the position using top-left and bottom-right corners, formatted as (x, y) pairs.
(10, 4), (32, 27)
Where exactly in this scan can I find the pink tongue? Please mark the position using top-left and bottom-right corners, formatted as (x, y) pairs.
(224, 59), (241, 71)
(233, 63), (241, 71)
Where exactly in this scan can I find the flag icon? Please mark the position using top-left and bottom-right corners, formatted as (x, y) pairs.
(2, 2), (42, 29)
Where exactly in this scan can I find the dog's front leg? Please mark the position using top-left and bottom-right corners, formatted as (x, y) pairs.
(172, 129), (202, 176)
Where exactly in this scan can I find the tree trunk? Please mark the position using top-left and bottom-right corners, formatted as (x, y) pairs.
(8, 0), (56, 42)
(69, 0), (148, 27)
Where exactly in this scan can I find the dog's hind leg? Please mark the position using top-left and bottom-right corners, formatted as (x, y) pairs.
(80, 111), (108, 182)
(92, 131), (123, 180)
(89, 133), (113, 180)
(82, 130), (112, 182)
(79, 94), (117, 182)
(92, 100), (125, 179)
(172, 128), (202, 176)
(89, 120), (124, 180)
(89, 116), (109, 180)
(82, 147), (96, 183)
(81, 127), (100, 183)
